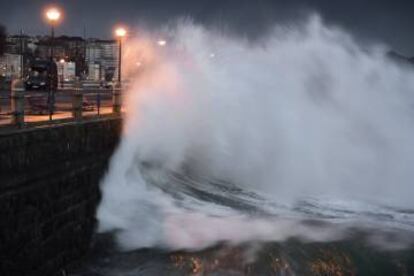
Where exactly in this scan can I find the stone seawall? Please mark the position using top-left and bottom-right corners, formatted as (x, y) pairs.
(0, 117), (122, 276)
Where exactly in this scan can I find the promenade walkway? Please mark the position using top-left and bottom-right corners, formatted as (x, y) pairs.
(0, 86), (123, 130)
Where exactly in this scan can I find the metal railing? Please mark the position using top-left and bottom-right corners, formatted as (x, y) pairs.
(0, 80), (123, 129)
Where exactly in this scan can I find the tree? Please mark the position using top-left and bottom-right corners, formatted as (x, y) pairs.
(0, 24), (6, 56)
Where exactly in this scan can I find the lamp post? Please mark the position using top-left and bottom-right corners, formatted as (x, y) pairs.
(46, 8), (61, 59)
(45, 7), (61, 120)
(115, 27), (126, 87)
(19, 29), (24, 79)
(59, 58), (65, 89)
(112, 27), (126, 114)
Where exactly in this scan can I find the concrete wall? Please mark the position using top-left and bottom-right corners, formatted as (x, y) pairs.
(0, 117), (122, 276)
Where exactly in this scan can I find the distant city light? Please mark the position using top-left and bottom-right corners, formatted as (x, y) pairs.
(157, 40), (167, 46)
(115, 27), (127, 38)
(45, 7), (61, 22)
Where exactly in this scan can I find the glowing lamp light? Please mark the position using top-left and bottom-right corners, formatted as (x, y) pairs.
(45, 8), (61, 22)
(115, 27), (127, 38)
(157, 40), (167, 46)
(114, 26), (127, 85)
(59, 59), (65, 63)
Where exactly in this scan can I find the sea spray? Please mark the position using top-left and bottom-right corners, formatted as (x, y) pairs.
(97, 16), (414, 251)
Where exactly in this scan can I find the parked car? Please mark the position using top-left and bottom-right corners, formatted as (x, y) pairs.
(25, 60), (57, 90)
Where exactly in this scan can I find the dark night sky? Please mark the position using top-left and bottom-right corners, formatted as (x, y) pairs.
(0, 0), (413, 56)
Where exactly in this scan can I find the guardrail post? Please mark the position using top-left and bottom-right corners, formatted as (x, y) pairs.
(11, 79), (25, 127)
(72, 79), (83, 121)
(112, 82), (122, 114)
(97, 88), (101, 116)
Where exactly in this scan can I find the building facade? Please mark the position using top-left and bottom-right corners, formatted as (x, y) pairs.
(2, 33), (120, 82)
(85, 39), (118, 81)
(34, 36), (86, 77)
(0, 53), (23, 78)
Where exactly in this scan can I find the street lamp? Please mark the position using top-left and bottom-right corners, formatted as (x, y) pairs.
(45, 7), (61, 60)
(157, 39), (167, 47)
(44, 7), (61, 120)
(115, 27), (127, 87)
